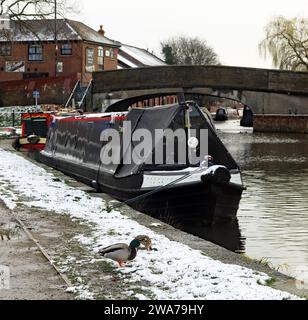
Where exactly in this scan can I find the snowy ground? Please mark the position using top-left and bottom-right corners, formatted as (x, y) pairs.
(0, 148), (299, 300)
(214, 120), (253, 134)
(0, 105), (42, 128)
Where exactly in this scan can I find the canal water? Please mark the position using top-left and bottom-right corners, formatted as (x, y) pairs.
(214, 120), (308, 278)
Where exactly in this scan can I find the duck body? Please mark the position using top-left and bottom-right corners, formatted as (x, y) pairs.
(99, 239), (141, 267)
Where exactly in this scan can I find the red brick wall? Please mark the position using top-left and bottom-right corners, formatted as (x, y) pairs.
(104, 47), (118, 70)
(0, 74), (79, 107)
(0, 41), (118, 85)
(254, 115), (308, 133)
(0, 41), (83, 81)
(81, 43), (118, 85)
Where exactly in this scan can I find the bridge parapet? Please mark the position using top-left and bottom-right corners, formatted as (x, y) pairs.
(92, 65), (308, 116)
(93, 65), (308, 96)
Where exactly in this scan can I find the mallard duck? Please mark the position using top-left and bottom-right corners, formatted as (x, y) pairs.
(99, 238), (142, 267)
(99, 235), (153, 267)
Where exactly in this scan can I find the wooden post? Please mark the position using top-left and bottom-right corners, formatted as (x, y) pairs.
(12, 111), (15, 127)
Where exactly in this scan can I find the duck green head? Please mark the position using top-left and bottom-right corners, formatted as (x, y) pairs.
(129, 239), (141, 248)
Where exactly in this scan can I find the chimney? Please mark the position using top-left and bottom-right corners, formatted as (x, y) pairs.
(98, 25), (105, 36)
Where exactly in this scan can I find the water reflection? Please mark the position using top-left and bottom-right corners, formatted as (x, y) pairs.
(218, 123), (308, 277)
(182, 219), (246, 253)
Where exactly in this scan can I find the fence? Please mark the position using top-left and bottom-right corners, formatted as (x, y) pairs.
(0, 106), (43, 128)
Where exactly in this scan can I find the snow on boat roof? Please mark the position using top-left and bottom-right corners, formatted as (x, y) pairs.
(53, 112), (127, 121)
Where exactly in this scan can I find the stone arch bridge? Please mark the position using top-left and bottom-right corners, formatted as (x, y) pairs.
(91, 65), (308, 115)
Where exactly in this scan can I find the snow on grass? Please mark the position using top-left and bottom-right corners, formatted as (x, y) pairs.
(0, 105), (42, 127)
(0, 149), (299, 300)
(0, 182), (18, 210)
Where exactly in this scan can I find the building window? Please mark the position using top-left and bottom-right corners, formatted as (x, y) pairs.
(0, 15), (10, 30)
(98, 46), (104, 71)
(28, 45), (43, 61)
(0, 44), (11, 56)
(105, 48), (114, 58)
(61, 43), (72, 55)
(85, 47), (95, 72)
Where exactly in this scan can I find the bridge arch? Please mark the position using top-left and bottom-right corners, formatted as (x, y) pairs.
(91, 65), (308, 115)
(102, 91), (247, 113)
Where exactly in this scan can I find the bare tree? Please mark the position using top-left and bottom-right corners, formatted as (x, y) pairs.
(161, 36), (220, 65)
(0, 0), (78, 58)
(0, 0), (75, 20)
(259, 16), (308, 71)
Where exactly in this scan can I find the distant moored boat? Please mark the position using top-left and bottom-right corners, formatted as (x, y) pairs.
(215, 108), (229, 121)
(13, 113), (52, 151)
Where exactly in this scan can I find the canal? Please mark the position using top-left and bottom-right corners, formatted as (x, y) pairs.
(10, 116), (307, 280)
(214, 120), (308, 278)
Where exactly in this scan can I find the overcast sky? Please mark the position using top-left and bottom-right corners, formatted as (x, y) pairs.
(73, 0), (308, 69)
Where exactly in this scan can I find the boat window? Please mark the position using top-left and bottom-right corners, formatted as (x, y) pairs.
(148, 104), (239, 170)
(24, 118), (48, 137)
(192, 105), (239, 169)
(145, 109), (187, 167)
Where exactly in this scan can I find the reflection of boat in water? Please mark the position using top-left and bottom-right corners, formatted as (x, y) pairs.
(13, 113), (52, 151)
(39, 101), (245, 223)
(183, 218), (246, 253)
(215, 108), (229, 121)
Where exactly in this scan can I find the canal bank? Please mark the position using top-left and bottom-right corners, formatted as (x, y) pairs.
(0, 202), (72, 300)
(254, 115), (308, 134)
(0, 138), (306, 299)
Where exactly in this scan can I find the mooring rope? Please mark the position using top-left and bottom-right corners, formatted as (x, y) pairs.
(107, 166), (207, 212)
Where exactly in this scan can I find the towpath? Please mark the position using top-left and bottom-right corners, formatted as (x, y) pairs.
(0, 138), (307, 300)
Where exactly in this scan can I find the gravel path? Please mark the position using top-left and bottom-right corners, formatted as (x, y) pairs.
(0, 202), (71, 300)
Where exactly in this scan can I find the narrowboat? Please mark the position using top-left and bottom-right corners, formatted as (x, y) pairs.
(240, 106), (254, 127)
(13, 113), (52, 151)
(39, 101), (245, 224)
(215, 108), (229, 121)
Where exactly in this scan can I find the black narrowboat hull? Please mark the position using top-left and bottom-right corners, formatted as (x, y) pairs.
(39, 152), (243, 224)
(106, 181), (243, 225)
(39, 103), (244, 225)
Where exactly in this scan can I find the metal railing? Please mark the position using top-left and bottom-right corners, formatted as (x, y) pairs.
(78, 79), (93, 109)
(64, 79), (81, 109)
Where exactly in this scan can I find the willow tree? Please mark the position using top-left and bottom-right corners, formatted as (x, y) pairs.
(161, 36), (220, 65)
(259, 16), (308, 71)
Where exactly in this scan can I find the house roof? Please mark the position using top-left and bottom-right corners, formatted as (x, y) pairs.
(0, 19), (121, 47)
(118, 43), (166, 69)
(0, 14), (10, 21)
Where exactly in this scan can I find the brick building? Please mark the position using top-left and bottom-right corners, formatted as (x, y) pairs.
(0, 19), (120, 85)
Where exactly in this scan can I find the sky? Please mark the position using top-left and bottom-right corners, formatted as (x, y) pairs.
(72, 0), (308, 69)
